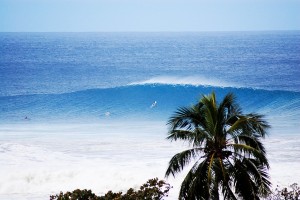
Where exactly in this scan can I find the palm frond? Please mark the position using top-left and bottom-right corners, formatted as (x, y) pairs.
(207, 152), (216, 184)
(179, 158), (210, 200)
(228, 114), (270, 138)
(200, 93), (218, 135)
(166, 129), (195, 141)
(232, 160), (258, 200)
(245, 113), (270, 138)
(236, 135), (267, 154)
(228, 143), (269, 168)
(222, 183), (238, 200)
(165, 148), (203, 177)
(217, 93), (240, 129)
(242, 158), (271, 197)
(210, 179), (220, 200)
(167, 128), (210, 147)
(218, 93), (240, 115)
(167, 105), (205, 131)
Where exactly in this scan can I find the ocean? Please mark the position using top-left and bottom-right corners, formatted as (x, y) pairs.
(0, 31), (299, 199)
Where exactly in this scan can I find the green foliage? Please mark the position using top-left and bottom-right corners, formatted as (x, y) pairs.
(166, 92), (271, 199)
(50, 178), (171, 200)
(266, 183), (300, 200)
(50, 189), (100, 200)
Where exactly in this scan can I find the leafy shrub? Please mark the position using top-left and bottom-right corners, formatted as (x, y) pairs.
(50, 178), (171, 200)
(265, 183), (300, 200)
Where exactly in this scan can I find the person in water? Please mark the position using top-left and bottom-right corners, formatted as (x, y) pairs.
(150, 101), (157, 108)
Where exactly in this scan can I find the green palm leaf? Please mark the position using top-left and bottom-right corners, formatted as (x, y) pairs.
(165, 148), (203, 177)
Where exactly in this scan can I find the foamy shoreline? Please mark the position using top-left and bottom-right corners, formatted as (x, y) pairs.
(0, 122), (299, 199)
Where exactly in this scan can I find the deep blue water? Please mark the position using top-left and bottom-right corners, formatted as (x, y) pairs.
(0, 32), (300, 199)
(1, 32), (300, 96)
(0, 32), (299, 133)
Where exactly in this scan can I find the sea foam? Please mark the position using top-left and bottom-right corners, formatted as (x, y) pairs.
(129, 76), (239, 88)
(0, 122), (300, 200)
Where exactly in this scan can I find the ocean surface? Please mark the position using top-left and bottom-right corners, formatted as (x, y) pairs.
(0, 31), (299, 199)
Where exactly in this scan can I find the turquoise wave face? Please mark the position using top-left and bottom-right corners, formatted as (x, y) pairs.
(1, 84), (299, 132)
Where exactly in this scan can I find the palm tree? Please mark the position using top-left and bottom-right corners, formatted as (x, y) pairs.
(165, 92), (271, 200)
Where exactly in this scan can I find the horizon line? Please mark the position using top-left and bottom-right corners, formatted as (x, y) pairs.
(1, 30), (300, 33)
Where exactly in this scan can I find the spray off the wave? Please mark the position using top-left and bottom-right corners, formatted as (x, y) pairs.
(129, 76), (239, 88)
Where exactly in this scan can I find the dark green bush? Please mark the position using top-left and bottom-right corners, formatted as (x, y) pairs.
(50, 178), (171, 200)
(265, 183), (300, 200)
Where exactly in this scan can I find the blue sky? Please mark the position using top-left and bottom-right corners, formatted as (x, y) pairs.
(1, 0), (300, 32)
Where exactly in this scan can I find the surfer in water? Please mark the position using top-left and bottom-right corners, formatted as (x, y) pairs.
(150, 101), (157, 108)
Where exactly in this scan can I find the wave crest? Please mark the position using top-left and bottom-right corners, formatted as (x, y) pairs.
(128, 76), (239, 88)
